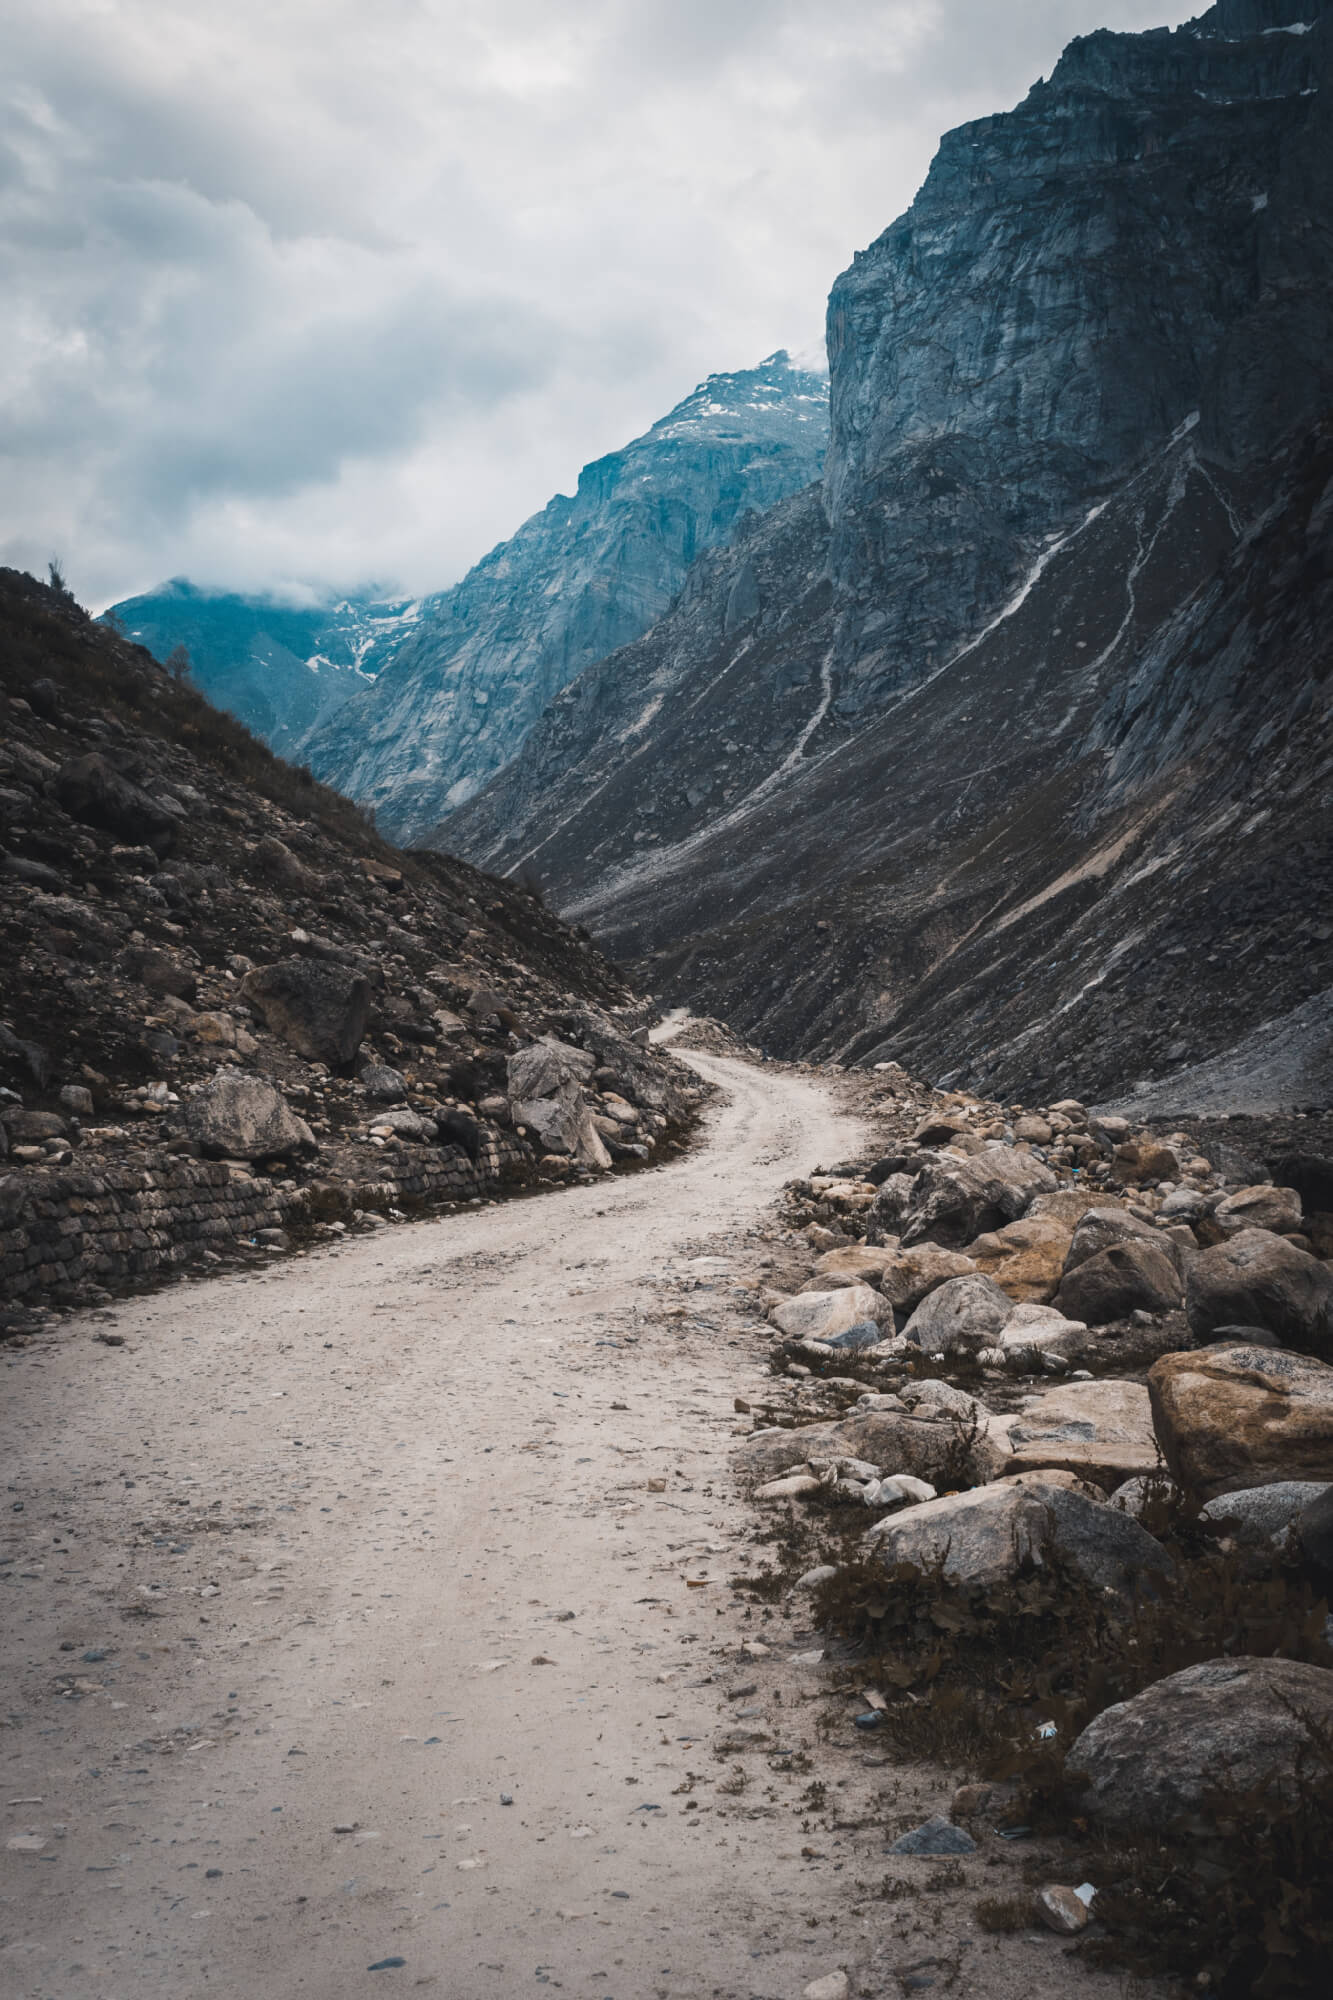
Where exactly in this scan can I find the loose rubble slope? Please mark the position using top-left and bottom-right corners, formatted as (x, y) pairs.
(0, 568), (701, 1323)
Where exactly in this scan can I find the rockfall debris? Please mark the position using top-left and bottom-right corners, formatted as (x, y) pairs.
(706, 1051), (1333, 1995)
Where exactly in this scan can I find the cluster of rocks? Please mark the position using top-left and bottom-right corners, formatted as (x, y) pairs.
(731, 1060), (1333, 1859)
(0, 568), (702, 1321)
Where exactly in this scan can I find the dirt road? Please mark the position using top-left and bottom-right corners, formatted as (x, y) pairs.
(2, 1051), (876, 2000)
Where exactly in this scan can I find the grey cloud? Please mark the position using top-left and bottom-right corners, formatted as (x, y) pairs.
(0, 0), (1199, 609)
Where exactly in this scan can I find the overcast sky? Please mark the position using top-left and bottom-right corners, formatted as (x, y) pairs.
(1, 0), (1196, 611)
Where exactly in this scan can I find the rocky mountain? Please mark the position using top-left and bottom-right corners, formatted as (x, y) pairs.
(0, 568), (700, 1321)
(299, 352), (829, 840)
(444, 0), (1333, 1110)
(102, 580), (418, 763)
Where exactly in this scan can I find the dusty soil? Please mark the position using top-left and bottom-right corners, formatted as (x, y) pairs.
(1, 1053), (1162, 2000)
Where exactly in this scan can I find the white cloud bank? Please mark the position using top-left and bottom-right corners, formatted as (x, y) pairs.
(0, 0), (1195, 608)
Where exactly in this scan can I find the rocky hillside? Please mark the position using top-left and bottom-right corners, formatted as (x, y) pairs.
(103, 579), (417, 762)
(300, 352), (829, 840)
(444, 0), (1333, 1109)
(0, 569), (702, 1322)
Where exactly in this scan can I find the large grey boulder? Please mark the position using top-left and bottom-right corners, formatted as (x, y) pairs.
(1200, 1481), (1330, 1551)
(865, 1481), (1171, 1596)
(902, 1273), (1013, 1354)
(507, 1036), (609, 1168)
(1148, 1344), (1333, 1500)
(1068, 1657), (1333, 1834)
(1185, 1229), (1333, 1358)
(1054, 1237), (1183, 1325)
(900, 1147), (1056, 1249)
(240, 959), (371, 1068)
(185, 1072), (315, 1160)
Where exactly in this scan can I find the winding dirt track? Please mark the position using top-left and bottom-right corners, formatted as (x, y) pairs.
(1, 1052), (872, 2000)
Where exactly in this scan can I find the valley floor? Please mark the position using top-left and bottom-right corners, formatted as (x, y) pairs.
(1, 1055), (1162, 2000)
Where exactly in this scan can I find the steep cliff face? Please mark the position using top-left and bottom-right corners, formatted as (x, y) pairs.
(444, 0), (1333, 1106)
(103, 582), (417, 762)
(300, 353), (829, 840)
(822, 0), (1331, 717)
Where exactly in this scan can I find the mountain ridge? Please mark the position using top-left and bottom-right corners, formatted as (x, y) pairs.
(441, 0), (1333, 1108)
(298, 351), (829, 837)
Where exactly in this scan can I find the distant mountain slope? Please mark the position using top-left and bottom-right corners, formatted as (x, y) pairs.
(103, 581), (417, 762)
(300, 352), (829, 839)
(443, 0), (1333, 1107)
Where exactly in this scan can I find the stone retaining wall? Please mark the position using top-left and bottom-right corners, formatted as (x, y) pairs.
(0, 1127), (532, 1306)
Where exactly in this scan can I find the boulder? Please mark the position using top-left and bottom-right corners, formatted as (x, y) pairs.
(507, 1036), (609, 1167)
(1158, 1188), (1213, 1223)
(53, 752), (178, 853)
(876, 1244), (978, 1313)
(900, 1147), (1057, 1248)
(865, 1482), (1171, 1595)
(360, 1063), (407, 1103)
(998, 1302), (1088, 1356)
(812, 1244), (901, 1286)
(1055, 1237), (1182, 1325)
(1062, 1205), (1174, 1275)
(902, 1273), (1014, 1353)
(189, 1011), (236, 1048)
(185, 1072), (315, 1161)
(1004, 1379), (1160, 1491)
(1214, 1184), (1304, 1237)
(733, 1408), (1004, 1492)
(240, 959), (371, 1068)
(1, 1108), (67, 1141)
(1148, 1344), (1333, 1500)
(1068, 1657), (1333, 1834)
(772, 1284), (882, 1342)
(964, 1213), (1073, 1303)
(1185, 1229), (1333, 1358)
(1200, 1481), (1330, 1551)
(509, 1036), (595, 1099)
(900, 1379), (990, 1423)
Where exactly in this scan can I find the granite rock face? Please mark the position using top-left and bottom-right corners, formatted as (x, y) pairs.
(302, 354), (828, 841)
(446, 0), (1333, 1107)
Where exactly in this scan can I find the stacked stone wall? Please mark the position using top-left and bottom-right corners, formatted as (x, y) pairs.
(0, 1128), (533, 1306)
